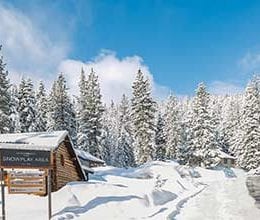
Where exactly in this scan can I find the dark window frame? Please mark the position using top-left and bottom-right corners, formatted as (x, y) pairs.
(60, 154), (65, 166)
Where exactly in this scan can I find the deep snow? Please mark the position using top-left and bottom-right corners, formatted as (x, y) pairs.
(2, 161), (260, 220)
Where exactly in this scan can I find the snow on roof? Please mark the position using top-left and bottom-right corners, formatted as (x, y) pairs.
(217, 150), (236, 159)
(81, 165), (94, 174)
(75, 149), (105, 164)
(0, 131), (68, 151)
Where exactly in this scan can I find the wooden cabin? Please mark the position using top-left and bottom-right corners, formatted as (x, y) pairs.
(0, 131), (87, 192)
(217, 150), (236, 167)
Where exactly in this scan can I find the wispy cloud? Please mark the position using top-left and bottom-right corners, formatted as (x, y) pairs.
(0, 3), (69, 84)
(208, 81), (244, 95)
(238, 52), (260, 73)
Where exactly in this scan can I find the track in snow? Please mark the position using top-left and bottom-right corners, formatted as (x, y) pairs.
(176, 169), (260, 220)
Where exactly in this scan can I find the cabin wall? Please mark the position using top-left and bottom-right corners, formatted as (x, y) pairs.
(53, 141), (82, 191)
(220, 158), (236, 168)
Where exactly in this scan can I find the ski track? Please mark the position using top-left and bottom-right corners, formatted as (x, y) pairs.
(175, 169), (260, 220)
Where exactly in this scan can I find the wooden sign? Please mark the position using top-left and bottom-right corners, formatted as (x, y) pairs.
(8, 170), (46, 196)
(0, 149), (51, 168)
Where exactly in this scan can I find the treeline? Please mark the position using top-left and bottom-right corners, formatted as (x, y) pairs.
(0, 46), (259, 170)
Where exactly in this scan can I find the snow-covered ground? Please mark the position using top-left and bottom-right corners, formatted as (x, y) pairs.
(176, 167), (260, 220)
(3, 161), (260, 219)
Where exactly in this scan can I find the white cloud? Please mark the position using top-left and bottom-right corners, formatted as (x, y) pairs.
(59, 50), (170, 103)
(0, 3), (170, 101)
(0, 3), (69, 83)
(208, 81), (244, 95)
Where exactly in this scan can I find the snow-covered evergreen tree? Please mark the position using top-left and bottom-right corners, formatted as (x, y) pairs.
(155, 112), (167, 161)
(115, 94), (135, 167)
(188, 83), (219, 168)
(18, 78), (37, 132)
(35, 81), (48, 131)
(177, 98), (192, 164)
(9, 85), (20, 132)
(77, 69), (89, 150)
(210, 95), (224, 152)
(0, 46), (12, 133)
(101, 101), (118, 165)
(131, 69), (156, 165)
(48, 73), (77, 143)
(238, 77), (260, 170)
(219, 95), (242, 155)
(78, 68), (104, 158)
(164, 95), (180, 160)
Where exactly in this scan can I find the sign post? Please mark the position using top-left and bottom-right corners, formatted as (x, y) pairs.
(8, 170), (46, 195)
(1, 168), (5, 220)
(0, 148), (52, 220)
(48, 169), (52, 220)
(0, 149), (50, 168)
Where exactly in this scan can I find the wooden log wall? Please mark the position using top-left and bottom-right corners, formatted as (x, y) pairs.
(53, 140), (82, 191)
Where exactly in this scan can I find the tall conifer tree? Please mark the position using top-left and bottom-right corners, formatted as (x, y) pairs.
(0, 46), (11, 133)
(131, 70), (156, 164)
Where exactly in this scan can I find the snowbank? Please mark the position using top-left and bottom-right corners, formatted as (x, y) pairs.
(3, 161), (205, 220)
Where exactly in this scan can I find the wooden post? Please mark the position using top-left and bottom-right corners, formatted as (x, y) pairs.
(1, 168), (5, 220)
(48, 169), (52, 220)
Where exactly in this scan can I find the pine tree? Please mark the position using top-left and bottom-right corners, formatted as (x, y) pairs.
(177, 98), (192, 164)
(77, 68), (89, 151)
(116, 94), (135, 167)
(78, 68), (104, 158)
(101, 101), (118, 165)
(220, 95), (242, 155)
(238, 77), (260, 170)
(0, 46), (12, 133)
(35, 81), (48, 131)
(18, 78), (37, 132)
(9, 85), (20, 132)
(188, 83), (219, 168)
(210, 95), (224, 152)
(131, 69), (156, 165)
(155, 112), (167, 161)
(48, 73), (77, 143)
(164, 95), (180, 160)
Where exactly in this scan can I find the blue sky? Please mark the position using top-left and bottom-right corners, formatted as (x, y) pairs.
(1, 0), (260, 100)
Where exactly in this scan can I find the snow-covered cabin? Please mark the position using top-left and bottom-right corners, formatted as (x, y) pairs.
(75, 149), (105, 179)
(0, 131), (86, 192)
(217, 150), (236, 167)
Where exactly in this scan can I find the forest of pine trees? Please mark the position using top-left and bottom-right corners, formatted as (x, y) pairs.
(0, 46), (260, 170)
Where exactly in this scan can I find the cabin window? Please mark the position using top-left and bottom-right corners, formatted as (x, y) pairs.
(60, 154), (65, 166)
(223, 158), (228, 164)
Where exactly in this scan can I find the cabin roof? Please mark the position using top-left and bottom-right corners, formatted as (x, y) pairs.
(81, 165), (94, 174)
(217, 150), (236, 159)
(0, 131), (87, 181)
(0, 131), (68, 151)
(75, 149), (105, 164)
